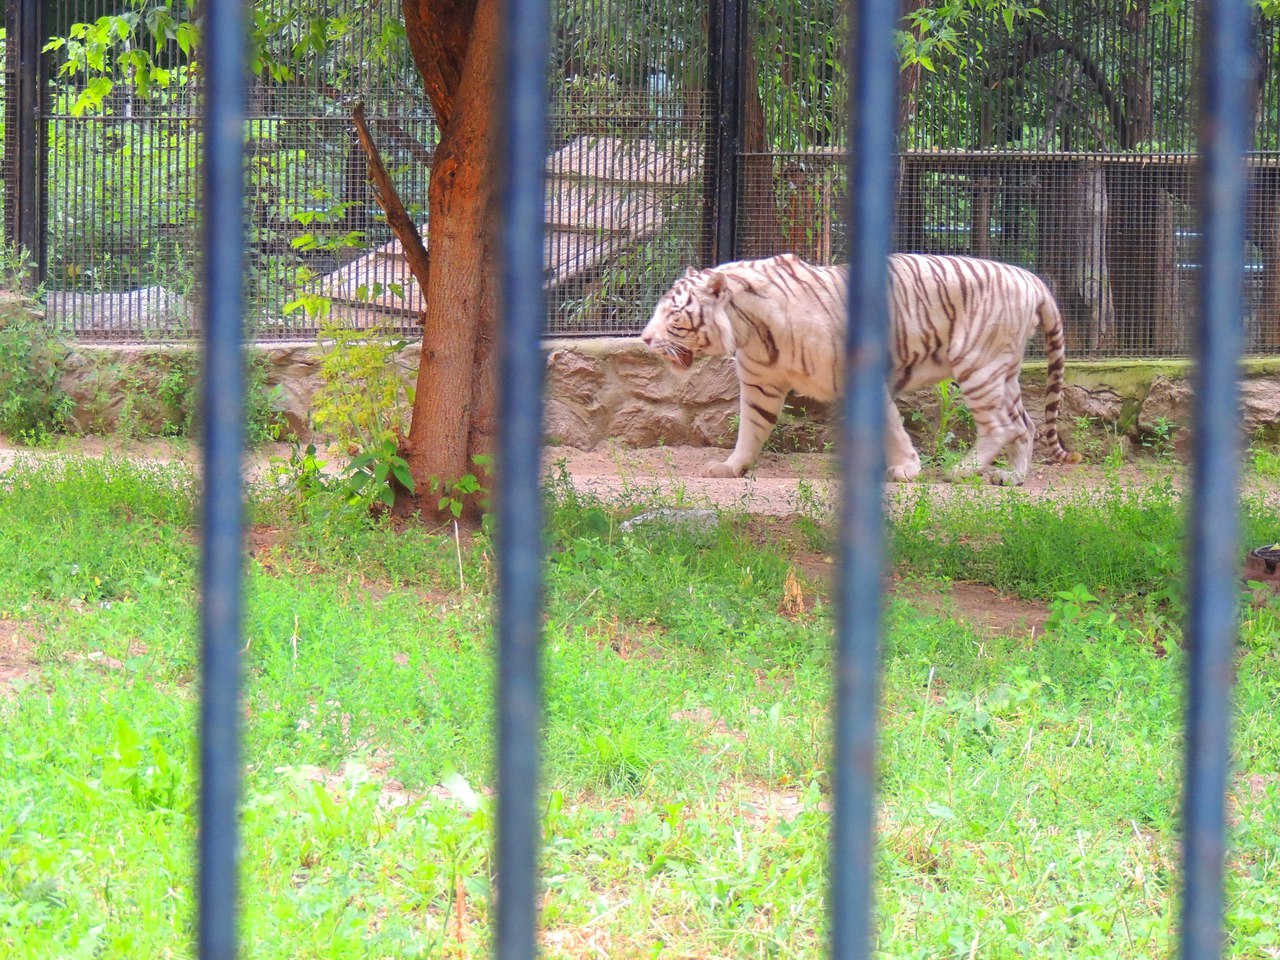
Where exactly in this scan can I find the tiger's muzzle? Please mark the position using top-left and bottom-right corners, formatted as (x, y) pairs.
(641, 334), (694, 370)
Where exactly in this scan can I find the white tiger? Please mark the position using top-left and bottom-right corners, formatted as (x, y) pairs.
(641, 252), (1080, 484)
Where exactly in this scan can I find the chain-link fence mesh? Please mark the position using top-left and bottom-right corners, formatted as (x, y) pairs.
(6, 2), (1280, 354)
(19, 0), (708, 341)
(739, 0), (1280, 357)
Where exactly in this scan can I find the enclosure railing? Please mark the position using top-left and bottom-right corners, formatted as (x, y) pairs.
(193, 0), (1244, 956)
(8, 0), (1276, 359)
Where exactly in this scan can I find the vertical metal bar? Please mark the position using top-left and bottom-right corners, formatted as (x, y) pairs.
(7, 0), (45, 284)
(1182, 1), (1252, 957)
(496, 0), (548, 954)
(198, 0), (246, 957)
(833, 0), (897, 957)
(700, 0), (743, 265)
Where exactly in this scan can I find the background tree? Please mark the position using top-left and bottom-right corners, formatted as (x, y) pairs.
(397, 0), (500, 519)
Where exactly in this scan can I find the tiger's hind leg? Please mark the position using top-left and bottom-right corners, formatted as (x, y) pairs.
(885, 386), (922, 481)
(983, 379), (1034, 486)
(947, 368), (1026, 485)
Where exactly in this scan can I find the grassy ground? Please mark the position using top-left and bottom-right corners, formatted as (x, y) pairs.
(1, 454), (1279, 958)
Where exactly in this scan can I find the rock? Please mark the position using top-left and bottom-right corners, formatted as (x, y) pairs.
(614, 349), (676, 402)
(1061, 384), (1128, 425)
(1242, 379), (1280, 437)
(543, 398), (599, 449)
(611, 401), (690, 447)
(693, 406), (737, 446)
(1138, 377), (1192, 435)
(620, 508), (721, 533)
(545, 348), (605, 407)
(679, 358), (739, 404)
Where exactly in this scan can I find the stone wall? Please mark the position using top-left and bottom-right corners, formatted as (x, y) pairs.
(51, 339), (1280, 450)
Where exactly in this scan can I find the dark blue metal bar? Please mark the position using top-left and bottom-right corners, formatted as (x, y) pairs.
(6, 0), (47, 284)
(1182, 1), (1252, 957)
(833, 0), (898, 957)
(198, 0), (247, 958)
(495, 0), (549, 955)
(702, 0), (745, 265)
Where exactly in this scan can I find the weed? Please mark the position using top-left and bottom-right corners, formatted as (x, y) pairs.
(430, 454), (492, 519)
(1249, 443), (1280, 480)
(1141, 415), (1179, 461)
(1103, 432), (1128, 477)
(0, 301), (73, 439)
(925, 378), (973, 469)
(311, 319), (413, 454)
(347, 437), (415, 509)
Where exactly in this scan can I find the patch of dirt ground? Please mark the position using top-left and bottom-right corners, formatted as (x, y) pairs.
(7, 436), (1247, 518)
(894, 580), (1050, 639)
(0, 620), (38, 694)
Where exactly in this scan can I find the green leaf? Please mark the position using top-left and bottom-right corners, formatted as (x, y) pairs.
(391, 463), (414, 491)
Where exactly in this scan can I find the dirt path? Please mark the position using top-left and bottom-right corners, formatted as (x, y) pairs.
(2, 436), (1276, 516)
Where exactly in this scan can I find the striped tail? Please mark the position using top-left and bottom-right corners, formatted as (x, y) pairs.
(1037, 296), (1082, 465)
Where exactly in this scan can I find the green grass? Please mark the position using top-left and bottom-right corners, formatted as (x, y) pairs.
(1, 454), (1279, 957)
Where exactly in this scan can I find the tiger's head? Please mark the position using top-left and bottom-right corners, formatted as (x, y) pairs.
(641, 267), (737, 370)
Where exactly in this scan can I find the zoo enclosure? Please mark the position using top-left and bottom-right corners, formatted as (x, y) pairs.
(186, 0), (1252, 956)
(4, 0), (1280, 357)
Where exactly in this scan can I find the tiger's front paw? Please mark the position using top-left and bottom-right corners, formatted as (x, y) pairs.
(886, 462), (921, 482)
(704, 460), (746, 478)
(985, 468), (1026, 487)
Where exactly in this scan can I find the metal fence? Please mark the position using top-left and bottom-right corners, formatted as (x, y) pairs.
(2, 1), (1277, 356)
(733, 1), (1280, 357)
(194, 1), (1249, 959)
(4, 0), (708, 341)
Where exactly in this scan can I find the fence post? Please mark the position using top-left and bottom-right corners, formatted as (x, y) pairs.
(701, 0), (745, 265)
(4, 0), (46, 284)
(198, 0), (247, 958)
(496, 0), (549, 956)
(1181, 0), (1252, 956)
(833, 0), (898, 957)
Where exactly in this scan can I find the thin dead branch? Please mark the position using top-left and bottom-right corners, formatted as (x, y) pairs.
(352, 101), (432, 319)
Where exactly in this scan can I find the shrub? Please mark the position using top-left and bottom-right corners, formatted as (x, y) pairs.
(0, 301), (72, 441)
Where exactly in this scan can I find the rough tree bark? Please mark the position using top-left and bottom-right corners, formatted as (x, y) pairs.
(1039, 162), (1113, 352)
(739, 29), (787, 258)
(400, 0), (500, 520)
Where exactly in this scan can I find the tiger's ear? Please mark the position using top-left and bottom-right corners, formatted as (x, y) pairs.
(683, 265), (700, 279)
(704, 270), (728, 300)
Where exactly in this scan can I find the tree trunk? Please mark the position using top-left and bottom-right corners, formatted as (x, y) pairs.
(1038, 161), (1113, 353)
(897, 0), (926, 140)
(739, 28), (787, 258)
(1106, 167), (1176, 355)
(401, 0), (500, 521)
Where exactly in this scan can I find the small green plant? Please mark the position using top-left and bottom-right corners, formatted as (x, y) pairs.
(0, 244), (41, 293)
(0, 302), (73, 440)
(346, 437), (415, 509)
(929, 378), (973, 467)
(1141, 416), (1179, 461)
(790, 476), (831, 548)
(431, 454), (493, 519)
(268, 441), (335, 508)
(1103, 433), (1127, 478)
(1249, 443), (1280, 480)
(311, 318), (413, 454)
